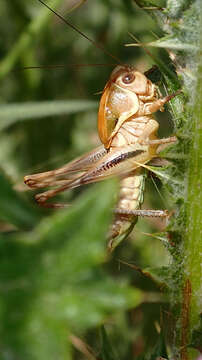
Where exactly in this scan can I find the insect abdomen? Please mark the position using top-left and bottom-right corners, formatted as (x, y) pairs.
(118, 170), (145, 211)
(108, 169), (145, 249)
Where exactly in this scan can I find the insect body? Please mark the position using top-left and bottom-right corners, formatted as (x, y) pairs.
(24, 64), (178, 250)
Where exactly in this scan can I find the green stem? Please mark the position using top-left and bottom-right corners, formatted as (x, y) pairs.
(180, 13), (202, 360)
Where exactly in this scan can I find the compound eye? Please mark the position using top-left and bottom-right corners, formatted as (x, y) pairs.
(122, 72), (135, 84)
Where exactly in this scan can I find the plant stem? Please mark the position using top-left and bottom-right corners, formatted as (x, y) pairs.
(180, 12), (202, 360)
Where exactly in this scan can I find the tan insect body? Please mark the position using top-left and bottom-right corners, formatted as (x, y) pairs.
(24, 3), (179, 250)
(24, 64), (178, 250)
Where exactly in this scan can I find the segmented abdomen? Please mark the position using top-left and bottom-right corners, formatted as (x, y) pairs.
(109, 169), (145, 248)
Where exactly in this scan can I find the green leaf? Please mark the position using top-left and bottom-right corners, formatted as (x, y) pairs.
(0, 101), (98, 130)
(0, 0), (65, 79)
(147, 36), (197, 51)
(142, 266), (170, 288)
(0, 181), (142, 359)
(0, 170), (40, 229)
(134, 0), (166, 8)
(149, 333), (167, 360)
(99, 326), (118, 360)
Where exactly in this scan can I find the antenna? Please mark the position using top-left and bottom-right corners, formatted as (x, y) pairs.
(14, 63), (117, 72)
(37, 0), (123, 65)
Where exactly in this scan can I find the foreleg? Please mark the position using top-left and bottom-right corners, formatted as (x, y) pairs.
(144, 90), (181, 114)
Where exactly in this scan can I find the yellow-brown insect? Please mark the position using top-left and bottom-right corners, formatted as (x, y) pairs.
(24, 1), (179, 250)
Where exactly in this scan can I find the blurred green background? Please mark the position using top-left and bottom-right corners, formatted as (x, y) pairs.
(0, 0), (174, 359)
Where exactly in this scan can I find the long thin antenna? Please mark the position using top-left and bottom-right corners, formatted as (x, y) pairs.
(14, 63), (116, 72)
(37, 0), (122, 65)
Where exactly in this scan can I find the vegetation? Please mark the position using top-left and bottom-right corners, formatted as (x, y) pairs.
(0, 0), (201, 359)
